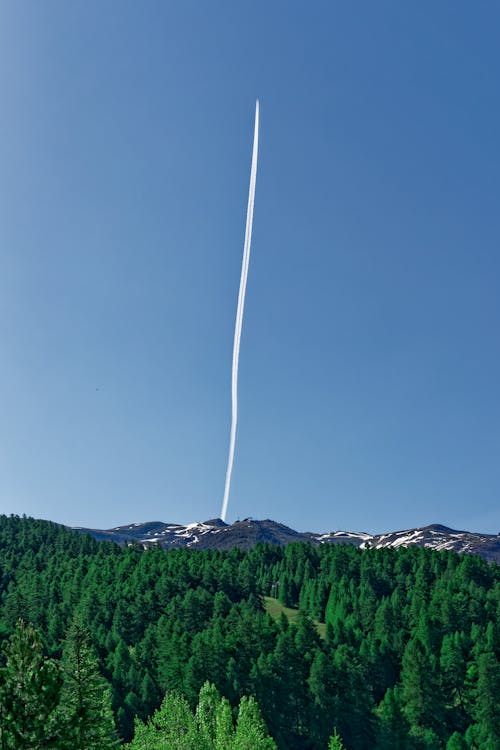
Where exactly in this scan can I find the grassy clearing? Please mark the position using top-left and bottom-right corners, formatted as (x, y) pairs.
(263, 596), (327, 639)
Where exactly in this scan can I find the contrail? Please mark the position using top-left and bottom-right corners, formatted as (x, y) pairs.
(220, 100), (259, 523)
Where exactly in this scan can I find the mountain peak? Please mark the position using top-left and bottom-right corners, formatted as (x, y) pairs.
(68, 517), (500, 563)
(202, 518), (227, 528)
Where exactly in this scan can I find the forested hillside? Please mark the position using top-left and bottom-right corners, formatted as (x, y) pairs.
(0, 514), (498, 749)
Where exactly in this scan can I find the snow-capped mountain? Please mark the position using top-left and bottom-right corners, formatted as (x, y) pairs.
(69, 519), (500, 563)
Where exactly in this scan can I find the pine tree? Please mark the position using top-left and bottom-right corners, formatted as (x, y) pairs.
(127, 683), (277, 750)
(58, 620), (118, 749)
(328, 728), (346, 749)
(126, 690), (198, 750)
(214, 697), (234, 750)
(196, 681), (221, 747)
(233, 695), (277, 750)
(401, 636), (444, 741)
(278, 573), (295, 607)
(440, 631), (468, 735)
(139, 671), (159, 717)
(446, 732), (469, 749)
(374, 686), (412, 750)
(308, 648), (341, 747)
(466, 650), (500, 750)
(0, 620), (60, 749)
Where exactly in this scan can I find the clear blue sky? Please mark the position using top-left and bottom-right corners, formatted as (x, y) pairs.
(1, 2), (499, 534)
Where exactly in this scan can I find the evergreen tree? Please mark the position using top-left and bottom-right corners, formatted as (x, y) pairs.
(308, 648), (341, 747)
(374, 686), (412, 750)
(0, 620), (60, 749)
(440, 632), (468, 735)
(58, 620), (118, 749)
(126, 690), (198, 749)
(278, 573), (296, 608)
(233, 695), (277, 750)
(214, 697), (234, 750)
(196, 681), (221, 747)
(329, 644), (375, 749)
(466, 650), (500, 750)
(401, 636), (444, 742)
(446, 732), (469, 749)
(328, 728), (346, 749)
(127, 682), (276, 750)
(139, 671), (159, 717)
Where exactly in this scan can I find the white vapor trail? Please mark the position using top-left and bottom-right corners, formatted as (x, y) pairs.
(220, 100), (259, 523)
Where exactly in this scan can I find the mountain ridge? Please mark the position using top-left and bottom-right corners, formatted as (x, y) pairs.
(68, 518), (500, 563)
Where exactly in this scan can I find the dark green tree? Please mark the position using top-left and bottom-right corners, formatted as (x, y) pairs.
(401, 636), (444, 743)
(58, 620), (118, 749)
(446, 732), (469, 749)
(374, 686), (412, 750)
(440, 631), (468, 734)
(466, 650), (500, 750)
(0, 620), (60, 749)
(308, 648), (341, 746)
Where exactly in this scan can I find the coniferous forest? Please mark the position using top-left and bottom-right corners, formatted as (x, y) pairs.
(0, 514), (498, 749)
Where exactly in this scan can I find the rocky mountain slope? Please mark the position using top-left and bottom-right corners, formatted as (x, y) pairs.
(69, 518), (500, 563)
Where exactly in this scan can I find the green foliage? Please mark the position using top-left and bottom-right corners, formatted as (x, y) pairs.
(446, 732), (469, 749)
(0, 620), (60, 749)
(127, 682), (276, 749)
(0, 515), (499, 749)
(58, 620), (118, 749)
(196, 681), (222, 746)
(328, 728), (346, 749)
(374, 686), (411, 749)
(401, 636), (444, 737)
(466, 648), (500, 749)
(127, 691), (197, 749)
(233, 695), (277, 749)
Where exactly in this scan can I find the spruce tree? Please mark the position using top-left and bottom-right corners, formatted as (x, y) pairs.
(328, 728), (346, 749)
(374, 686), (411, 750)
(446, 732), (469, 749)
(401, 636), (444, 741)
(233, 695), (277, 750)
(0, 620), (60, 749)
(126, 690), (198, 750)
(58, 620), (118, 749)
(196, 681), (221, 747)
(466, 650), (500, 750)
(214, 697), (234, 750)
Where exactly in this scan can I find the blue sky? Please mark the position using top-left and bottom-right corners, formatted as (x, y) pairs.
(1, 2), (499, 534)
